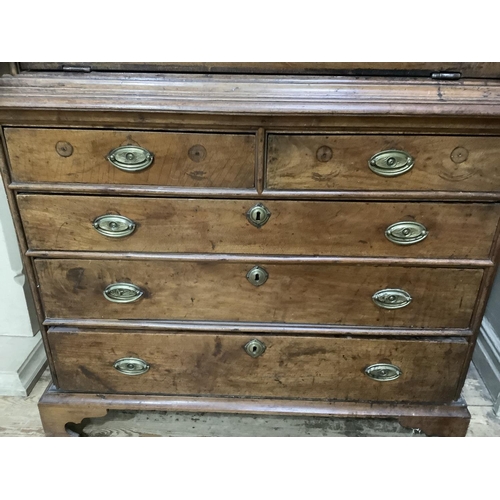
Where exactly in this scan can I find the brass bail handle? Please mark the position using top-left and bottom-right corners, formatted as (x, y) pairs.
(369, 150), (414, 177)
(107, 145), (154, 172)
(93, 215), (136, 238)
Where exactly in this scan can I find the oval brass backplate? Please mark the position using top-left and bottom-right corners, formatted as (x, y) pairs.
(385, 221), (428, 246)
(93, 215), (136, 238)
(372, 288), (412, 309)
(369, 150), (414, 177)
(246, 266), (269, 286)
(114, 357), (150, 376)
(246, 203), (271, 228)
(364, 363), (402, 382)
(103, 283), (144, 303)
(107, 145), (154, 172)
(244, 339), (266, 358)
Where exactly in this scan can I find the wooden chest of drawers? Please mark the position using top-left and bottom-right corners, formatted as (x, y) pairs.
(2, 62), (500, 436)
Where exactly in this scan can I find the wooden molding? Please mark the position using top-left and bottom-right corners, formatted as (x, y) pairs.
(3, 73), (500, 117)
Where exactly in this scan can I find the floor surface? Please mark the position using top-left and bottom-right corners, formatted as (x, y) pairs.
(0, 364), (499, 436)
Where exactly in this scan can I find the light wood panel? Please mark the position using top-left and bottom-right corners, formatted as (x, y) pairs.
(18, 195), (500, 259)
(34, 259), (483, 328)
(4, 128), (256, 188)
(267, 135), (500, 193)
(47, 329), (468, 403)
(4, 74), (500, 117)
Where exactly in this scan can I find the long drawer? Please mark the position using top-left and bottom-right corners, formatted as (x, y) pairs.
(35, 259), (483, 328)
(48, 328), (469, 403)
(4, 128), (256, 189)
(18, 195), (500, 259)
(267, 134), (500, 193)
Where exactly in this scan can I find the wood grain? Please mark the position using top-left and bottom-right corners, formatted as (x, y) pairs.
(4, 73), (500, 117)
(4, 128), (256, 188)
(18, 195), (500, 259)
(34, 259), (483, 328)
(47, 328), (468, 403)
(38, 383), (472, 437)
(267, 134), (500, 193)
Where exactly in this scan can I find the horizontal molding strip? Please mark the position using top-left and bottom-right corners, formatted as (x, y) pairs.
(43, 318), (474, 337)
(10, 182), (500, 201)
(26, 250), (493, 268)
(3, 73), (500, 116)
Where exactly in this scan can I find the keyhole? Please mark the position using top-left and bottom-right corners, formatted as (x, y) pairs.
(252, 346), (258, 353)
(255, 211), (261, 221)
(254, 273), (260, 282)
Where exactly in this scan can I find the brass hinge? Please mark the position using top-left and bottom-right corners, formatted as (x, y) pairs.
(62, 65), (91, 73)
(431, 72), (462, 81)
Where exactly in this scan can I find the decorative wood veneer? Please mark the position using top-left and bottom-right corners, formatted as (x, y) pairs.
(3, 66), (500, 436)
(34, 259), (483, 329)
(17, 195), (500, 260)
(48, 329), (469, 403)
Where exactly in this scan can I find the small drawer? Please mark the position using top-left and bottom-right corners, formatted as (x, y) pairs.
(5, 128), (255, 189)
(48, 328), (469, 403)
(35, 259), (483, 328)
(18, 194), (500, 260)
(267, 134), (500, 193)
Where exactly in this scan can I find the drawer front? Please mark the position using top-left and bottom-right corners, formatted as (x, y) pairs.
(18, 195), (500, 259)
(48, 329), (468, 403)
(35, 259), (483, 328)
(267, 135), (500, 192)
(5, 128), (255, 189)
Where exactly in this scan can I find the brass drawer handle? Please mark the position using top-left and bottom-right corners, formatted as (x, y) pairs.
(246, 266), (269, 286)
(246, 203), (271, 228)
(385, 221), (428, 246)
(372, 288), (412, 309)
(114, 357), (150, 376)
(244, 339), (266, 358)
(93, 215), (136, 238)
(103, 283), (144, 303)
(107, 145), (154, 172)
(365, 363), (402, 382)
(369, 150), (414, 177)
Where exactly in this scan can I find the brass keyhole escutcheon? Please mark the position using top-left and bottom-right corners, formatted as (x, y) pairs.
(246, 266), (269, 286)
(244, 339), (266, 358)
(246, 203), (271, 228)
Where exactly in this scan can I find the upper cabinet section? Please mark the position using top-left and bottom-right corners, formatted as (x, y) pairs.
(17, 62), (500, 79)
(4, 128), (256, 190)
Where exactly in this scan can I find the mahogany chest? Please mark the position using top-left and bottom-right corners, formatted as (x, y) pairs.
(1, 62), (500, 436)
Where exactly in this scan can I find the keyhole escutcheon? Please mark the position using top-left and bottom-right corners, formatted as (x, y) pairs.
(246, 203), (271, 228)
(243, 339), (266, 358)
(246, 266), (269, 287)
